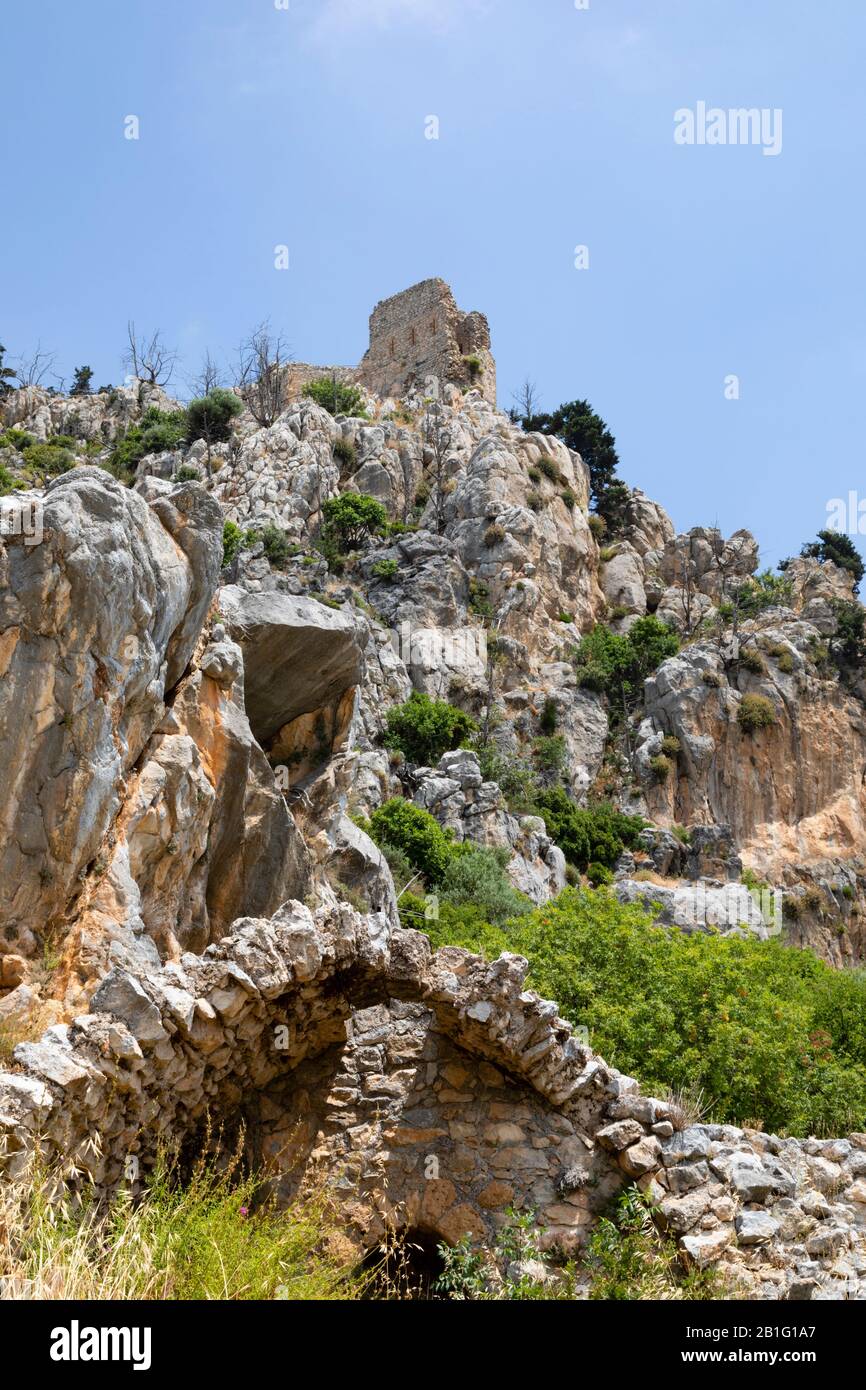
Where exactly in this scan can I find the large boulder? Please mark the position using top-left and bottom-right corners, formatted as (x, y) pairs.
(218, 586), (364, 756)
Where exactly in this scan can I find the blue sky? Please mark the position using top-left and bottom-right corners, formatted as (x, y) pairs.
(3, 0), (865, 568)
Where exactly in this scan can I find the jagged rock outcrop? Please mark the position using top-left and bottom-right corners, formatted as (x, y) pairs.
(0, 469), (223, 959)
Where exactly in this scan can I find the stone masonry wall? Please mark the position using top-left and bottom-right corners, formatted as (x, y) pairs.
(357, 279), (496, 405)
(2, 899), (865, 1299)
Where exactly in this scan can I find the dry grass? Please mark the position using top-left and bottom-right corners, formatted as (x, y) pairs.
(0, 1142), (363, 1301)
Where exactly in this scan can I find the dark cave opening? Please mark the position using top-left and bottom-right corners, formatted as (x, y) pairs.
(358, 1227), (449, 1301)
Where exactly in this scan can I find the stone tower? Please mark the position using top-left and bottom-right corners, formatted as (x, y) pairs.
(357, 278), (496, 405)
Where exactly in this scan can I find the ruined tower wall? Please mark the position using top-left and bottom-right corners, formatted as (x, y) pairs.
(357, 278), (496, 405)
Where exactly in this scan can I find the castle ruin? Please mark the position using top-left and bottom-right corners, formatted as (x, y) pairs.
(288, 278), (496, 406)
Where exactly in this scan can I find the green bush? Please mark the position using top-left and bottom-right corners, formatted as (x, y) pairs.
(370, 557), (398, 581)
(535, 787), (644, 872)
(532, 734), (566, 774)
(540, 697), (558, 736)
(222, 520), (255, 568)
(475, 746), (540, 815)
(108, 407), (189, 482)
(303, 378), (366, 417)
(22, 443), (74, 478)
(365, 798), (454, 884)
(660, 735), (681, 759)
(175, 465), (202, 482)
(739, 646), (766, 674)
(333, 437), (356, 467)
(0, 464), (21, 495)
(737, 693), (776, 733)
(441, 844), (530, 925)
(321, 492), (387, 550)
(536, 455), (562, 484)
(484, 523), (506, 548)
(383, 691), (476, 766)
(0, 429), (35, 452)
(575, 616), (679, 707)
(463, 354), (483, 381)
(799, 530), (864, 592)
(587, 862), (614, 887)
(649, 754), (673, 783)
(829, 599), (866, 673)
(527, 492), (543, 512)
(561, 488), (576, 510)
(186, 389), (242, 446)
(429, 885), (866, 1136)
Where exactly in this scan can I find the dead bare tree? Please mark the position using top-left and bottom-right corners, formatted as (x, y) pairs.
(511, 377), (541, 427)
(190, 349), (224, 400)
(673, 535), (698, 637)
(235, 321), (292, 428)
(124, 323), (178, 388)
(14, 343), (58, 389)
(422, 404), (452, 535)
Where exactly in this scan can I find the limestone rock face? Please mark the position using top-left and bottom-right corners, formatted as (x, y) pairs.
(218, 585), (364, 758)
(1, 379), (183, 444)
(0, 469), (223, 954)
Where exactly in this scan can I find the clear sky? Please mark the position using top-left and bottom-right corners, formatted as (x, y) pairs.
(3, 0), (865, 569)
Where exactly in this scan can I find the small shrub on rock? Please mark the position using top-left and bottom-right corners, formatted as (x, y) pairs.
(383, 691), (476, 766)
(303, 378), (367, 418)
(333, 437), (356, 468)
(484, 523), (506, 548)
(649, 754), (673, 783)
(365, 798), (454, 884)
(660, 735), (681, 759)
(737, 693), (776, 733)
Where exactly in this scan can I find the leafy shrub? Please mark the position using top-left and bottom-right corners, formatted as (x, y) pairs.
(441, 844), (530, 925)
(649, 754), (673, 783)
(370, 557), (398, 581)
(22, 443), (74, 477)
(557, 610), (575, 624)
(0, 428), (35, 452)
(587, 862), (614, 887)
(463, 354), (483, 381)
(829, 598), (866, 673)
(532, 734), (566, 774)
(0, 464), (21, 495)
(468, 579), (493, 620)
(303, 378), (366, 417)
(256, 523), (292, 569)
(430, 885), (866, 1136)
(222, 520), (254, 568)
(540, 697), (558, 736)
(574, 617), (679, 707)
(365, 798), (453, 884)
(535, 788), (644, 872)
(737, 694), (776, 733)
(321, 492), (387, 550)
(109, 407), (188, 482)
(46, 433), (79, 450)
(739, 646), (766, 674)
(475, 746), (540, 815)
(484, 523), (506, 548)
(536, 455), (561, 484)
(175, 465), (202, 482)
(383, 691), (476, 766)
(333, 437), (356, 467)
(186, 389), (242, 446)
(660, 735), (681, 759)
(587, 1186), (724, 1301)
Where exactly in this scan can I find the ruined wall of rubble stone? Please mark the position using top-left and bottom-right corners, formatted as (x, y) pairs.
(2, 899), (865, 1300)
(357, 278), (496, 405)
